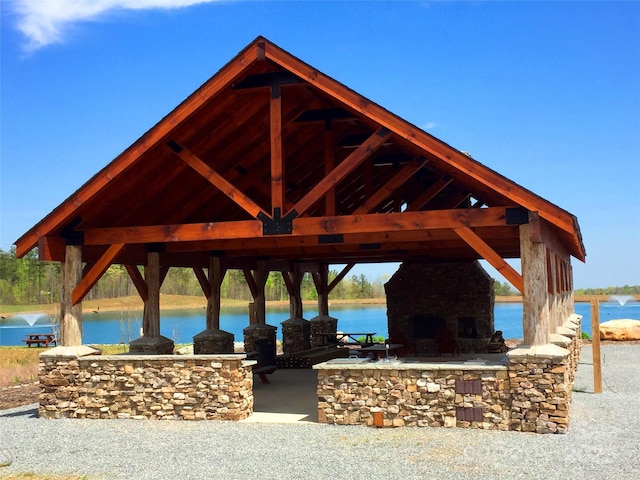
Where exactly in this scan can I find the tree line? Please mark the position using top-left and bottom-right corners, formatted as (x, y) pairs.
(0, 248), (385, 305)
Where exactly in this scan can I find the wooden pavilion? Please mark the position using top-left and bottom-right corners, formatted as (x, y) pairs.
(15, 36), (585, 355)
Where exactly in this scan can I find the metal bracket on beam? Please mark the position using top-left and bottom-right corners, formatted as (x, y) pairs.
(318, 234), (344, 244)
(506, 207), (529, 225)
(258, 208), (298, 235)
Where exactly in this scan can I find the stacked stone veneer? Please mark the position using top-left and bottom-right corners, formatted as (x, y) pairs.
(315, 315), (582, 434)
(316, 364), (511, 429)
(39, 353), (254, 420)
(281, 317), (311, 354)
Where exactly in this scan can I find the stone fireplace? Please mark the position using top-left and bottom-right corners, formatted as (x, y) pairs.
(385, 261), (495, 354)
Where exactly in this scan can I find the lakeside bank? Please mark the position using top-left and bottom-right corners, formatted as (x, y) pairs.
(2, 294), (637, 317)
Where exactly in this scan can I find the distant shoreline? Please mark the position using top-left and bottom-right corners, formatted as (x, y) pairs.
(2, 294), (637, 317)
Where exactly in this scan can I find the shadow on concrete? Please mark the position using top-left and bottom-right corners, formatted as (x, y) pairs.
(245, 368), (319, 424)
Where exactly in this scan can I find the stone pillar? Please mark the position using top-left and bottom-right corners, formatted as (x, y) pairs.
(194, 329), (235, 354)
(506, 344), (572, 434)
(130, 250), (174, 354)
(520, 220), (550, 346)
(194, 256), (234, 354)
(310, 315), (338, 348)
(243, 324), (277, 355)
(60, 244), (83, 346)
(281, 317), (311, 354)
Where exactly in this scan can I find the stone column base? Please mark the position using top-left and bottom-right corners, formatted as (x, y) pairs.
(243, 324), (277, 355)
(281, 317), (311, 354)
(310, 315), (338, 348)
(193, 329), (235, 354)
(129, 335), (175, 354)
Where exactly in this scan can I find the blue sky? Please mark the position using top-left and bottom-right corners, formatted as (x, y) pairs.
(1, 0), (638, 290)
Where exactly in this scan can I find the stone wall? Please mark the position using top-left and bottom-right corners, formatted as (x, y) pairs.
(39, 353), (254, 420)
(385, 261), (495, 354)
(316, 365), (511, 430)
(316, 315), (580, 434)
(506, 349), (571, 434)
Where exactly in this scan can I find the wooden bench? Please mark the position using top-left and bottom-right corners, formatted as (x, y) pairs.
(22, 333), (57, 348)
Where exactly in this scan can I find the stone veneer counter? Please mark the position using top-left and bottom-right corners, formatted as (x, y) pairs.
(313, 352), (572, 433)
(39, 349), (256, 421)
(313, 357), (508, 371)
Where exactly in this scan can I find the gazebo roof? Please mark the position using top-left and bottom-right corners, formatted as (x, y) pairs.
(15, 36), (585, 277)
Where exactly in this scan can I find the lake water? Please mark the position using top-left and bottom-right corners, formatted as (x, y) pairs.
(1, 301), (638, 346)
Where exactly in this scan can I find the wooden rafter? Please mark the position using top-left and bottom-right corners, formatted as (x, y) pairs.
(454, 226), (524, 293)
(290, 127), (392, 216)
(72, 243), (125, 305)
(168, 141), (269, 219)
(406, 176), (453, 211)
(353, 156), (428, 214)
(324, 124), (336, 216)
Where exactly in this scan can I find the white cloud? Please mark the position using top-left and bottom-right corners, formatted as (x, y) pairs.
(421, 121), (437, 130)
(11, 0), (224, 51)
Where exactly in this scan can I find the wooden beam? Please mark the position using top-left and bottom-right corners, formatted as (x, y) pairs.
(290, 127), (391, 216)
(324, 124), (336, 216)
(243, 269), (258, 299)
(328, 263), (355, 292)
(84, 220), (262, 245)
(270, 88), (284, 214)
(454, 227), (524, 293)
(125, 264), (148, 302)
(83, 207), (512, 246)
(406, 176), (453, 211)
(38, 236), (66, 262)
(193, 267), (211, 299)
(353, 156), (428, 214)
(168, 141), (268, 219)
(72, 243), (125, 305)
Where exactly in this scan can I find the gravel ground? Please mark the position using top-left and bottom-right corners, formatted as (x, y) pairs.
(1, 344), (639, 480)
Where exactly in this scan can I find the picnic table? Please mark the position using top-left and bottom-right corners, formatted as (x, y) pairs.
(316, 332), (376, 346)
(361, 343), (404, 359)
(22, 333), (57, 348)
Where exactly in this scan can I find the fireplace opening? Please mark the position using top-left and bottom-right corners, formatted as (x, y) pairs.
(411, 315), (445, 339)
(458, 317), (478, 339)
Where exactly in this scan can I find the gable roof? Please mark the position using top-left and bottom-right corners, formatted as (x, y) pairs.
(15, 36), (585, 271)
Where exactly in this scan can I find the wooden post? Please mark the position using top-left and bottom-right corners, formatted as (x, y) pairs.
(285, 267), (304, 319)
(60, 244), (83, 346)
(254, 262), (268, 326)
(316, 264), (330, 317)
(206, 256), (225, 330)
(248, 302), (256, 326)
(142, 251), (160, 337)
(520, 221), (550, 345)
(591, 298), (602, 393)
